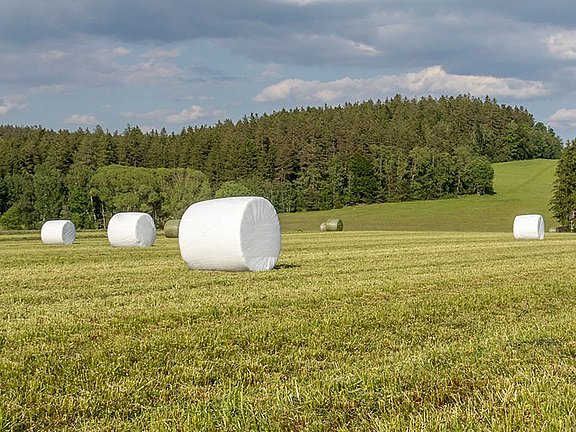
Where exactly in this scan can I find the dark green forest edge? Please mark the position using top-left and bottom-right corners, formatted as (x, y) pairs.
(0, 95), (563, 230)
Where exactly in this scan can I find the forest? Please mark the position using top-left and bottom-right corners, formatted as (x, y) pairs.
(0, 94), (564, 229)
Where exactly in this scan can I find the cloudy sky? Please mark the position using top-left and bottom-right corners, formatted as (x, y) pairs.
(2, 0), (576, 141)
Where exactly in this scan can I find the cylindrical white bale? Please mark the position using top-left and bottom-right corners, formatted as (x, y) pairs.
(513, 214), (544, 240)
(41, 220), (76, 245)
(321, 218), (343, 231)
(179, 196), (281, 272)
(107, 212), (156, 247)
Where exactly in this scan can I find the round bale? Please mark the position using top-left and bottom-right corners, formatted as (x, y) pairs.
(513, 214), (544, 240)
(323, 218), (343, 231)
(178, 196), (281, 272)
(107, 212), (156, 247)
(41, 220), (76, 245)
(320, 222), (327, 232)
(164, 219), (180, 238)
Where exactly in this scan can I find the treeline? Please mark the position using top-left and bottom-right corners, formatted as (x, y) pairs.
(0, 95), (563, 229)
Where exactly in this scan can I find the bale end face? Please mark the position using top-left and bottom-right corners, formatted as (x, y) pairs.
(41, 220), (76, 245)
(179, 196), (281, 272)
(322, 218), (343, 232)
(513, 214), (544, 240)
(164, 219), (180, 238)
(108, 212), (156, 247)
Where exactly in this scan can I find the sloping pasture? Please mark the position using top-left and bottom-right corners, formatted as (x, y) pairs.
(279, 159), (558, 233)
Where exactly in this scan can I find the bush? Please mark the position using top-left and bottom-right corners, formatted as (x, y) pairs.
(0, 206), (32, 230)
(215, 181), (256, 198)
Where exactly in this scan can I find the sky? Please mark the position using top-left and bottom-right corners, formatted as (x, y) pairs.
(2, 0), (576, 142)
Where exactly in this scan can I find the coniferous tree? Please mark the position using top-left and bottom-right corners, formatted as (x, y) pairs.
(0, 94), (564, 227)
(0, 176), (8, 214)
(550, 140), (576, 230)
(0, 172), (35, 229)
(347, 153), (378, 204)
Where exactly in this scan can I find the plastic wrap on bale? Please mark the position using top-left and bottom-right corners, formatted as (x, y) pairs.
(107, 212), (156, 247)
(41, 220), (76, 245)
(513, 214), (544, 240)
(178, 196), (281, 272)
(320, 218), (343, 231)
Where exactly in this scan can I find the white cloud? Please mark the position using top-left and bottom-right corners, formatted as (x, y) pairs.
(122, 105), (223, 125)
(345, 40), (379, 56)
(262, 63), (282, 78)
(124, 60), (184, 84)
(254, 78), (307, 102)
(1, 96), (26, 116)
(65, 114), (97, 126)
(549, 108), (576, 128)
(401, 66), (548, 97)
(547, 31), (576, 59)
(0, 101), (18, 116)
(254, 66), (549, 103)
(295, 34), (380, 59)
(165, 106), (209, 124)
(0, 41), (186, 89)
(0, 85), (69, 118)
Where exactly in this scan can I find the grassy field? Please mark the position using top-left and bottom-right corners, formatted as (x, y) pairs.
(279, 159), (559, 232)
(1, 229), (576, 430)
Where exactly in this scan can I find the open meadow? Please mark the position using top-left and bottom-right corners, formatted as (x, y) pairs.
(279, 159), (558, 233)
(1, 229), (576, 431)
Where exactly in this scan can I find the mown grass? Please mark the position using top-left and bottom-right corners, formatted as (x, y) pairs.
(1, 230), (575, 431)
(279, 159), (558, 232)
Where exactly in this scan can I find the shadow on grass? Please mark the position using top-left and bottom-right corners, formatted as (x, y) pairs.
(275, 263), (301, 270)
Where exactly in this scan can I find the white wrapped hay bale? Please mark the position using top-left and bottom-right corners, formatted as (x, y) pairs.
(179, 196), (281, 272)
(513, 214), (544, 240)
(107, 212), (156, 247)
(320, 218), (343, 232)
(41, 220), (76, 245)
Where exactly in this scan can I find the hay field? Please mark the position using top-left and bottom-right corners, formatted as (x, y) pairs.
(280, 159), (558, 233)
(1, 230), (576, 430)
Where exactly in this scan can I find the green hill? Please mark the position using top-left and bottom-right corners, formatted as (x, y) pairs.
(279, 159), (558, 232)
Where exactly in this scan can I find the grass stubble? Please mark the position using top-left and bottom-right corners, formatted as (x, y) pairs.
(0, 230), (575, 431)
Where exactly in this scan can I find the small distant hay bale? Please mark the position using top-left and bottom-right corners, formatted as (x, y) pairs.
(513, 214), (544, 240)
(178, 196), (281, 272)
(41, 220), (76, 245)
(320, 218), (343, 232)
(107, 212), (156, 247)
(164, 219), (180, 238)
